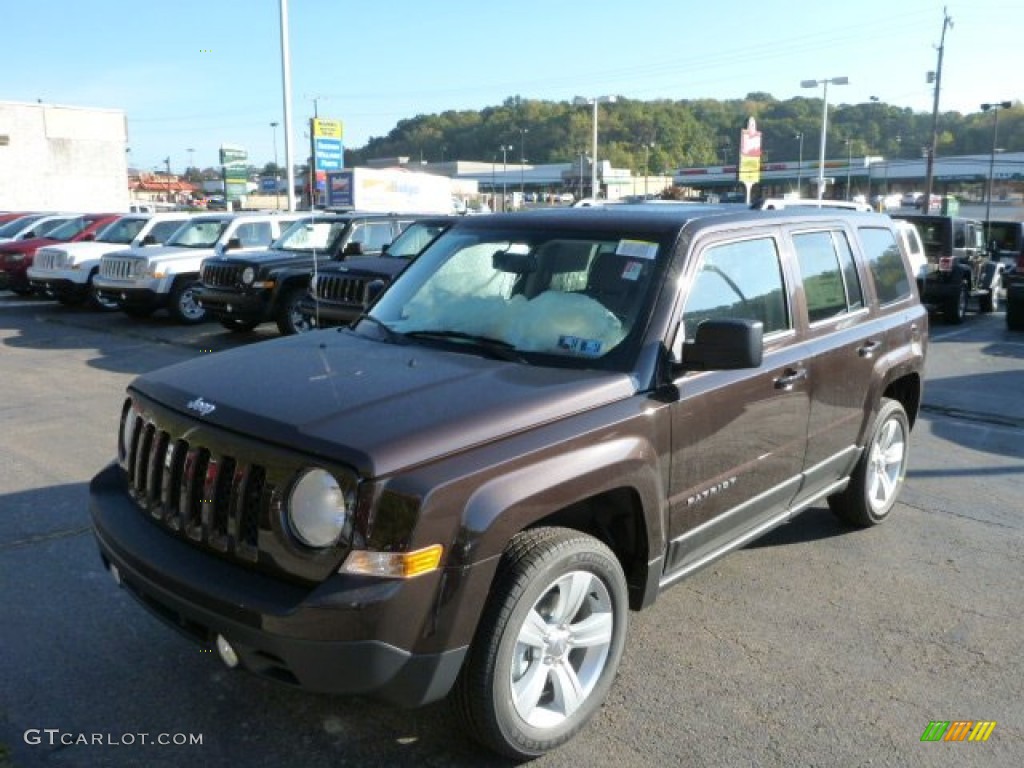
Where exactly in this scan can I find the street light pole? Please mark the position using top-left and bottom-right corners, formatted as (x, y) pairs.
(519, 128), (528, 203)
(844, 139), (853, 200)
(270, 121), (280, 209)
(794, 132), (804, 196)
(164, 156), (172, 206)
(801, 76), (849, 200)
(500, 144), (513, 211)
(981, 101), (1012, 247)
(574, 96), (615, 200)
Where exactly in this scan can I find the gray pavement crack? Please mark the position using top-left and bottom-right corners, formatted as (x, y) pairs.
(1, 525), (92, 551)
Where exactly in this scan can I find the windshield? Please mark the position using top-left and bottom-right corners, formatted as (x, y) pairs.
(96, 217), (147, 244)
(367, 227), (666, 370)
(45, 217), (94, 241)
(272, 217), (344, 252)
(0, 215), (45, 238)
(165, 218), (231, 248)
(384, 220), (451, 258)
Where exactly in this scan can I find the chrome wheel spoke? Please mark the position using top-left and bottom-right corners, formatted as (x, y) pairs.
(549, 661), (585, 717)
(550, 572), (593, 626)
(518, 609), (549, 650)
(512, 657), (550, 718)
(568, 612), (613, 648)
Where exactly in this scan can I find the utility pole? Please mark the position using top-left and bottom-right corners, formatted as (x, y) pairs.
(164, 156), (172, 205)
(922, 7), (952, 213)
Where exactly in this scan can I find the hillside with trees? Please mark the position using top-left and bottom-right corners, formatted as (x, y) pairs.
(344, 94), (1023, 174)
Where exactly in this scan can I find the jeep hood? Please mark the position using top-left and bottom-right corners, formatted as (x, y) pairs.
(132, 330), (636, 478)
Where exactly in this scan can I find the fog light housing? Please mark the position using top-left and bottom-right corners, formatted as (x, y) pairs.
(215, 635), (239, 668)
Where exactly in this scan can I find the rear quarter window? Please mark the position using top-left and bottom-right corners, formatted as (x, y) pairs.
(858, 227), (912, 305)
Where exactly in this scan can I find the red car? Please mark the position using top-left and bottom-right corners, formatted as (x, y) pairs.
(0, 213), (120, 294)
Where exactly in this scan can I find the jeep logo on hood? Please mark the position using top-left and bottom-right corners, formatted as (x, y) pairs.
(186, 396), (217, 416)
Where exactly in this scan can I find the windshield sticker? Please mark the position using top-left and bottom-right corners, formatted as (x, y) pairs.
(558, 335), (603, 356)
(615, 239), (658, 260)
(621, 261), (643, 281)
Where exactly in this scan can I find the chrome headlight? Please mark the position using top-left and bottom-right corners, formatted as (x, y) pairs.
(241, 266), (255, 285)
(287, 468), (351, 548)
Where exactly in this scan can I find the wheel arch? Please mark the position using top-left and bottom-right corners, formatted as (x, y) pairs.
(456, 440), (665, 613)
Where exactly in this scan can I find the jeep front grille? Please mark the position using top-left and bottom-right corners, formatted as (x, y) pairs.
(314, 273), (371, 306)
(35, 249), (63, 271)
(202, 262), (244, 288)
(117, 395), (358, 582)
(101, 256), (145, 280)
(124, 412), (263, 562)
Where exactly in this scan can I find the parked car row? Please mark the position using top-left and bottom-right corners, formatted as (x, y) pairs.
(9, 208), (454, 336)
(5, 207), (1022, 337)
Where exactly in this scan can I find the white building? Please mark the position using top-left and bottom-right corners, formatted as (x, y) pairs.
(0, 101), (130, 212)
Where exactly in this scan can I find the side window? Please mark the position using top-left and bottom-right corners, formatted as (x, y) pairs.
(858, 227), (911, 305)
(792, 230), (865, 324)
(682, 237), (789, 341)
(350, 222), (396, 252)
(834, 231), (865, 310)
(148, 221), (183, 243)
(235, 222), (273, 247)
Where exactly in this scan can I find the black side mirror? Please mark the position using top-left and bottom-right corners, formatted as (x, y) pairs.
(680, 319), (764, 371)
(82, 233), (96, 241)
(224, 236), (243, 252)
(343, 241), (364, 256)
(141, 234), (157, 246)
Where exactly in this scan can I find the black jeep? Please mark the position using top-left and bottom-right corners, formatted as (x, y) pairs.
(196, 212), (421, 334)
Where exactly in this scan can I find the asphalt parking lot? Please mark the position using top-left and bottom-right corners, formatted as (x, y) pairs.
(1, 295), (1022, 768)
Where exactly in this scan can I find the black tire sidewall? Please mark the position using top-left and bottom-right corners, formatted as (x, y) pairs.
(857, 399), (910, 524)
(276, 286), (311, 334)
(487, 537), (628, 757)
(170, 280), (205, 324)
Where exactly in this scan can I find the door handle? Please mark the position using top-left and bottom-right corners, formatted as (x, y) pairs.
(774, 367), (807, 390)
(857, 340), (882, 358)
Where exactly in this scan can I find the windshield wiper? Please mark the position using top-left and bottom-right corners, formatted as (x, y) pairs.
(404, 330), (528, 363)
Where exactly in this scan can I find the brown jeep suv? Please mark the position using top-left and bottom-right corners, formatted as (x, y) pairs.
(90, 205), (927, 759)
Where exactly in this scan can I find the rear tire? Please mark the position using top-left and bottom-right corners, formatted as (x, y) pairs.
(944, 280), (969, 324)
(978, 275), (1000, 313)
(829, 398), (910, 527)
(451, 527), (628, 760)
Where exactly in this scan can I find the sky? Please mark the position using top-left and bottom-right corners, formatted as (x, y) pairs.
(4, 0), (1022, 173)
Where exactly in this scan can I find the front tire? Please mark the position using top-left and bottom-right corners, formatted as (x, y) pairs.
(275, 285), (315, 335)
(829, 398), (910, 527)
(168, 279), (207, 325)
(452, 527), (628, 760)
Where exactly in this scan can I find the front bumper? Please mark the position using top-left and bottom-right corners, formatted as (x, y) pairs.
(0, 265), (29, 291)
(297, 296), (361, 328)
(93, 283), (165, 309)
(27, 270), (89, 299)
(89, 463), (467, 707)
(195, 285), (269, 322)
